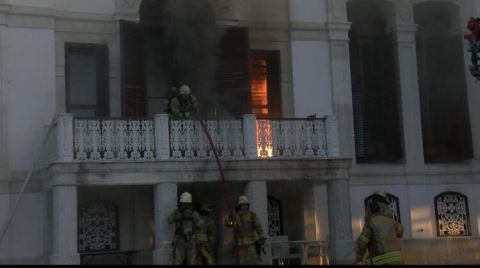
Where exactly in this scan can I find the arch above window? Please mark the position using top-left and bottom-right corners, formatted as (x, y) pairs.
(434, 191), (471, 237)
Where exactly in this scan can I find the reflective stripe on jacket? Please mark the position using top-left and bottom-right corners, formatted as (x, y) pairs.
(371, 250), (402, 265)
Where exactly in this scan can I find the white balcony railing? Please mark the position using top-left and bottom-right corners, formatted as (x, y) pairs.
(51, 113), (339, 162)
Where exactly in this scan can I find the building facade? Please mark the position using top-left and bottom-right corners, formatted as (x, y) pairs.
(0, 0), (479, 264)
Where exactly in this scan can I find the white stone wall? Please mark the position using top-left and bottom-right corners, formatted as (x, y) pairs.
(291, 41), (333, 118)
(5, 27), (56, 171)
(0, 192), (46, 264)
(350, 178), (480, 239)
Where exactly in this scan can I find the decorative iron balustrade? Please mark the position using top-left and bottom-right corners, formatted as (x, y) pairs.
(73, 118), (155, 161)
(257, 119), (328, 158)
(52, 113), (339, 162)
(170, 119), (244, 160)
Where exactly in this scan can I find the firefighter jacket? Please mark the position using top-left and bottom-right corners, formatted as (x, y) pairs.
(356, 213), (403, 265)
(376, 201), (404, 237)
(195, 215), (216, 245)
(226, 210), (266, 246)
(167, 206), (203, 242)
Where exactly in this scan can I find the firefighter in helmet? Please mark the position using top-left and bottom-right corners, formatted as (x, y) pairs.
(225, 195), (267, 265)
(356, 199), (403, 265)
(371, 189), (404, 237)
(167, 192), (203, 265)
(195, 203), (216, 265)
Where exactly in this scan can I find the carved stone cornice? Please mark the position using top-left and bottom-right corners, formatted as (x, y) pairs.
(41, 158), (352, 189)
(388, 24), (418, 43)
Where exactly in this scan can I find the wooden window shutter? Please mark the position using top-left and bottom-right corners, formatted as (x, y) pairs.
(217, 27), (251, 117)
(120, 20), (146, 117)
(266, 51), (282, 117)
(350, 34), (402, 162)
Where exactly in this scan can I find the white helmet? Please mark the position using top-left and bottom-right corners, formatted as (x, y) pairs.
(179, 192), (192, 203)
(374, 189), (389, 204)
(238, 195), (250, 205)
(375, 189), (388, 199)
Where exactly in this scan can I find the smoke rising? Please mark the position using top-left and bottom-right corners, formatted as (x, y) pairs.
(140, 0), (229, 118)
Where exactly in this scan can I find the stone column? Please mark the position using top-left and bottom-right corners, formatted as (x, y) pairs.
(244, 180), (272, 264)
(327, 179), (354, 264)
(303, 183), (329, 241)
(327, 0), (356, 160)
(390, 2), (425, 167)
(153, 183), (177, 265)
(50, 186), (80, 264)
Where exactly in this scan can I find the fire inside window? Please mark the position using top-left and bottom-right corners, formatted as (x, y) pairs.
(251, 58), (269, 115)
(251, 58), (273, 158)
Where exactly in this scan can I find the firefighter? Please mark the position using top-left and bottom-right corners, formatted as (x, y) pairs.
(371, 189), (404, 237)
(356, 201), (403, 265)
(195, 203), (216, 265)
(225, 195), (267, 265)
(167, 192), (203, 265)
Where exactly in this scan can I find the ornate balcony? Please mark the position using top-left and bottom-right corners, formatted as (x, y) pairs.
(44, 113), (340, 164)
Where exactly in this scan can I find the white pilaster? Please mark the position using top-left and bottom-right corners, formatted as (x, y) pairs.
(50, 185), (80, 264)
(244, 180), (272, 264)
(391, 17), (425, 167)
(153, 183), (177, 265)
(327, 179), (354, 264)
(0, 23), (8, 179)
(154, 114), (170, 160)
(325, 115), (340, 157)
(326, 0), (355, 160)
(56, 113), (74, 162)
(242, 114), (257, 159)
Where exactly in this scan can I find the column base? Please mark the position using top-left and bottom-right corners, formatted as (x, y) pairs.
(328, 240), (356, 264)
(153, 244), (173, 265)
(49, 253), (80, 265)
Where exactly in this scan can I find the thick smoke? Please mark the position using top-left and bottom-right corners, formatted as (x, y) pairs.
(140, 0), (228, 118)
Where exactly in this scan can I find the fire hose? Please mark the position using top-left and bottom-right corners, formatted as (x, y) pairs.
(194, 112), (240, 264)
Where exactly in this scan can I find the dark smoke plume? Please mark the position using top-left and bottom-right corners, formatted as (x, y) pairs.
(140, 0), (226, 118)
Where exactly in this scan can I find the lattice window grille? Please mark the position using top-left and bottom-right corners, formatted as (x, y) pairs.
(435, 192), (471, 237)
(268, 197), (282, 237)
(78, 202), (119, 252)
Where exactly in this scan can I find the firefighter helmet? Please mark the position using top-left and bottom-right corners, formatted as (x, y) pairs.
(373, 189), (389, 204)
(179, 192), (192, 203)
(238, 195), (250, 205)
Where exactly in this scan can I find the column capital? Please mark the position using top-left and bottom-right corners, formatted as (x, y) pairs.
(388, 24), (418, 43)
(327, 22), (351, 42)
